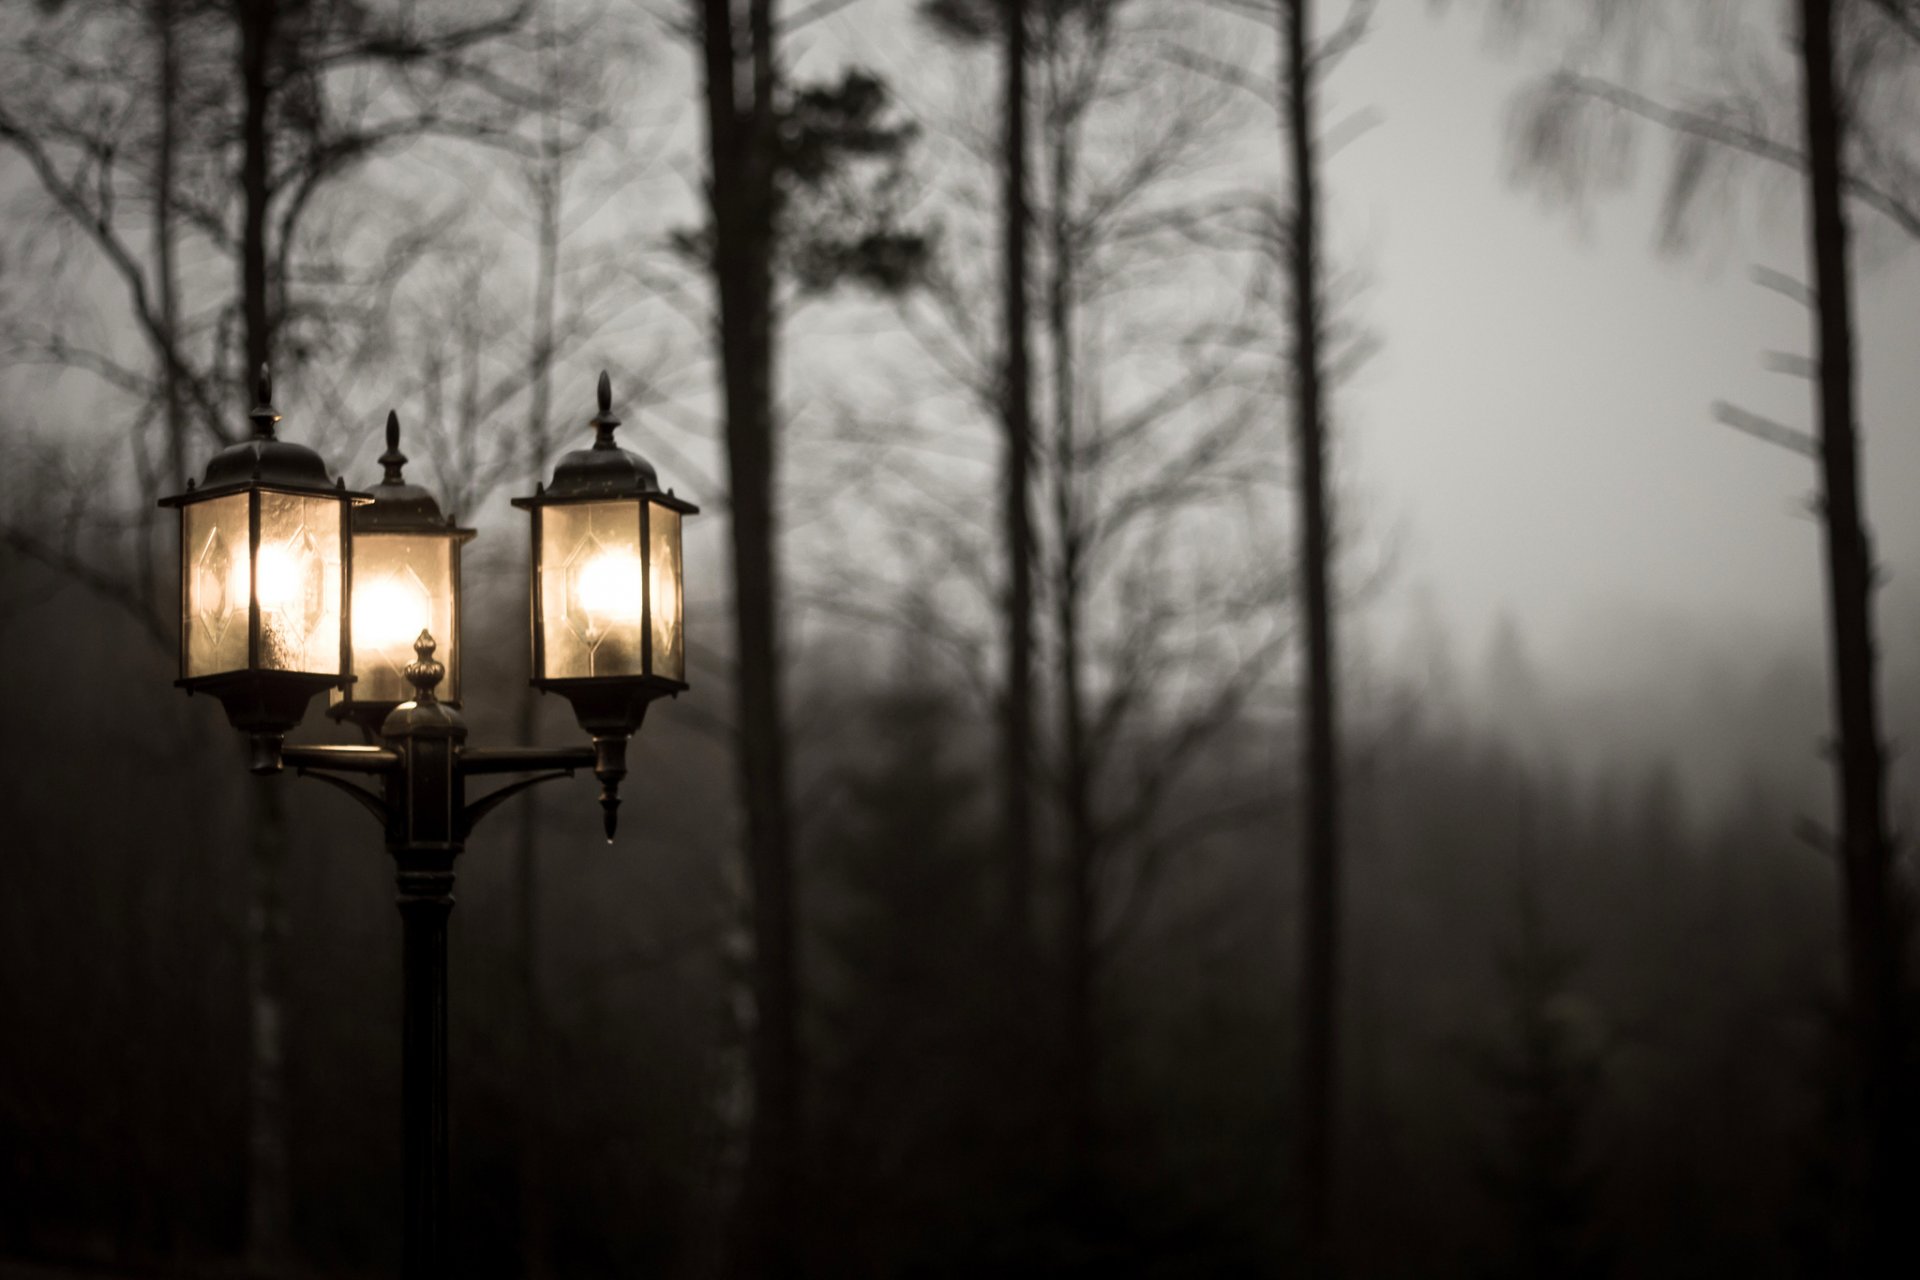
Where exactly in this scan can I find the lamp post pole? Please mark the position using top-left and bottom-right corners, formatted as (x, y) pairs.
(273, 635), (596, 1280)
(164, 371), (693, 1279)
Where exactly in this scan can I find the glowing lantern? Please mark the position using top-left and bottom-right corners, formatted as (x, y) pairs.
(160, 366), (365, 748)
(329, 411), (475, 731)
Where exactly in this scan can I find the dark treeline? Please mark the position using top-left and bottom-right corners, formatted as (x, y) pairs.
(3, 0), (1919, 1277)
(4, 550), (1911, 1277)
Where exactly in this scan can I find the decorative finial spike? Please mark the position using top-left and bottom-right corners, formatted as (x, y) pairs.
(601, 792), (619, 843)
(403, 630), (445, 702)
(248, 363), (282, 439)
(379, 409), (408, 484)
(590, 370), (621, 449)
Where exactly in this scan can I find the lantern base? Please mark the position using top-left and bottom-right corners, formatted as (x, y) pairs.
(533, 674), (682, 739)
(178, 670), (348, 737)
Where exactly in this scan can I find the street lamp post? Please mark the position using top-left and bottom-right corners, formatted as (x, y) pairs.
(160, 366), (697, 1280)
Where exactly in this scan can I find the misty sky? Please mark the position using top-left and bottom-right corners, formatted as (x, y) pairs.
(1330, 10), (1920, 703)
(10, 0), (1918, 772)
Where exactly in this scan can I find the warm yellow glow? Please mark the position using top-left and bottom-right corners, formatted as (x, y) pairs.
(354, 575), (431, 655)
(650, 554), (679, 630)
(574, 551), (643, 627)
(227, 542), (309, 616)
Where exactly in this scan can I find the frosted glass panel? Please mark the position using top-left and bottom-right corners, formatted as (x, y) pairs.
(349, 534), (454, 702)
(183, 493), (249, 677)
(540, 501), (643, 679)
(649, 506), (683, 681)
(257, 490), (342, 674)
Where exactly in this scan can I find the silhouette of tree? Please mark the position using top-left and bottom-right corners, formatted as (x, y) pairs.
(685, 3), (929, 1272)
(1484, 2), (1915, 1260)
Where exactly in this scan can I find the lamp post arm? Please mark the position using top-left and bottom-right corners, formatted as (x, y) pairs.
(281, 744), (404, 772)
(272, 744), (402, 827)
(458, 745), (596, 774)
(462, 769), (580, 836)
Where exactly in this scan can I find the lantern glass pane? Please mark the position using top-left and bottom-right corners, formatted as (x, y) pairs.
(257, 490), (343, 674)
(183, 492), (250, 677)
(541, 500), (643, 679)
(347, 533), (455, 703)
(649, 505), (683, 682)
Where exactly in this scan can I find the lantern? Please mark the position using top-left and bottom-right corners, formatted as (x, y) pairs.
(330, 411), (475, 732)
(511, 371), (696, 744)
(161, 367), (366, 745)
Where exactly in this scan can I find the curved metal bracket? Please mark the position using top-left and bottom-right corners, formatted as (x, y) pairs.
(295, 767), (389, 827)
(462, 769), (578, 837)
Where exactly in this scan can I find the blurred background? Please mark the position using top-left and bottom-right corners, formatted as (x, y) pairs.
(2, 0), (1918, 1276)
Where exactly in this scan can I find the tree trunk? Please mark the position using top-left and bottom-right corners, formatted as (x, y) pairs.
(516, 5), (564, 1270)
(1000, 0), (1038, 957)
(239, 0), (272, 385)
(154, 0), (184, 492)
(1042, 25), (1097, 1174)
(1282, 0), (1342, 1271)
(236, 3), (293, 1270)
(1796, 1), (1904, 1267)
(698, 1), (802, 1273)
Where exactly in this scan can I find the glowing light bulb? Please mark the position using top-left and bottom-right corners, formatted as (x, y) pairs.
(574, 551), (643, 626)
(231, 543), (307, 615)
(254, 544), (305, 612)
(354, 575), (430, 655)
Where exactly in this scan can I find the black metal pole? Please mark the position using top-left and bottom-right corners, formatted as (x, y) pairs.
(397, 855), (453, 1280)
(274, 634), (619, 1280)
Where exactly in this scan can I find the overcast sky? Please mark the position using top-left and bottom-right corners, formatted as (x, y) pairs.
(1328, 8), (1920, 704)
(8, 0), (1916, 785)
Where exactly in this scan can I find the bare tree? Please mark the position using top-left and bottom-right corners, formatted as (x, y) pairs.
(903, 0), (1289, 1184)
(687, 2), (930, 1270)
(0, 2), (547, 1266)
(1482, 1), (1915, 1259)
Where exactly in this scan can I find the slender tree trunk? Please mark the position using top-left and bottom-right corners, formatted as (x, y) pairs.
(239, 0), (272, 384)
(1000, 0), (1038, 957)
(235, 5), (292, 1268)
(1043, 31), (1097, 1173)
(155, 0), (184, 492)
(1796, 1), (1904, 1267)
(243, 760), (292, 1271)
(515, 11), (563, 1269)
(699, 1), (802, 1273)
(1282, 0), (1342, 1271)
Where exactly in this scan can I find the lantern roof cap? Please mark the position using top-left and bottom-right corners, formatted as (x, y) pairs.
(512, 372), (698, 513)
(355, 411), (476, 539)
(161, 365), (369, 506)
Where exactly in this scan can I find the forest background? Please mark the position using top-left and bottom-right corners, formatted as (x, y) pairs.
(3, 1), (1919, 1277)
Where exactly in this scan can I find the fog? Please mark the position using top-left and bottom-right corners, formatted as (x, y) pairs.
(2, 0), (1917, 1277)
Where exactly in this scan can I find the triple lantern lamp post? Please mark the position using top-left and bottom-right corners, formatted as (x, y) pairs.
(159, 366), (696, 1279)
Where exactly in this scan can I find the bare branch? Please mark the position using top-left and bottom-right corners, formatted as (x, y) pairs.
(1712, 399), (1818, 458)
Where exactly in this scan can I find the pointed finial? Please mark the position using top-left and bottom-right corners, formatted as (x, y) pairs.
(601, 792), (619, 843)
(404, 630), (444, 702)
(591, 370), (621, 450)
(379, 409), (408, 484)
(248, 362), (281, 439)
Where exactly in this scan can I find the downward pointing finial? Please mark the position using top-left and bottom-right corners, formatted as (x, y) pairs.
(248, 363), (281, 438)
(379, 409), (408, 484)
